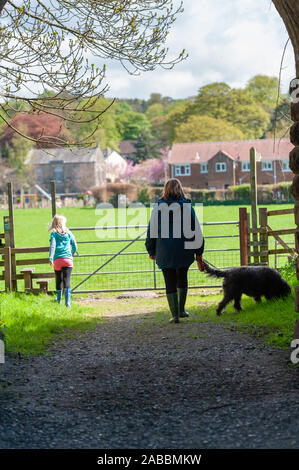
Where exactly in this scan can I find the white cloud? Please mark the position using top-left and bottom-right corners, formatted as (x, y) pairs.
(103, 0), (295, 99)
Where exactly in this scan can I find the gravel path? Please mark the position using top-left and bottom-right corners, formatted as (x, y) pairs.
(0, 305), (299, 449)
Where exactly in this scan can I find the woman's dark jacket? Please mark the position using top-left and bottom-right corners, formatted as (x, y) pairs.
(145, 197), (204, 270)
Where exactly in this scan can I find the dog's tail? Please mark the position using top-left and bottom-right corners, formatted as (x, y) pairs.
(203, 261), (227, 278)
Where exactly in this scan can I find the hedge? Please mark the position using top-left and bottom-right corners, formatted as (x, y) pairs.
(91, 182), (294, 205)
(91, 183), (138, 204)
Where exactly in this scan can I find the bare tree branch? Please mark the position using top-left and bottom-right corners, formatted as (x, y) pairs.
(0, 0), (186, 146)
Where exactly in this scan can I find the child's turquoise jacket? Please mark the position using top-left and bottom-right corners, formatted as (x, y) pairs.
(49, 231), (77, 261)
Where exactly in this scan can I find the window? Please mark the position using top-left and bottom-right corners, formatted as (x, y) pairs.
(261, 161), (273, 171)
(175, 165), (191, 176)
(281, 159), (291, 172)
(200, 163), (208, 173)
(54, 166), (64, 183)
(35, 168), (43, 183)
(242, 162), (250, 172)
(73, 166), (80, 181)
(215, 162), (226, 172)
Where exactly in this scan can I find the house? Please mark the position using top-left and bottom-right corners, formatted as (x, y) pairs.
(27, 146), (106, 193)
(118, 140), (137, 161)
(105, 150), (128, 183)
(167, 139), (294, 189)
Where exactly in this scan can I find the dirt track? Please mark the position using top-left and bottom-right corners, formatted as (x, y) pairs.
(0, 304), (299, 449)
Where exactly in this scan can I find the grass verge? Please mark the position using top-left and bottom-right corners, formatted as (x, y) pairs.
(0, 292), (104, 356)
(0, 273), (297, 357)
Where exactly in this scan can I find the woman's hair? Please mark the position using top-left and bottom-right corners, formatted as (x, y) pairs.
(48, 215), (68, 234)
(162, 178), (186, 200)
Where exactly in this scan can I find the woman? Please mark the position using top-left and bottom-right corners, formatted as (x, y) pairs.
(146, 178), (204, 323)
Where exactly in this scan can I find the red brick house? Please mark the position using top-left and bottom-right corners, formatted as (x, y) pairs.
(167, 139), (294, 189)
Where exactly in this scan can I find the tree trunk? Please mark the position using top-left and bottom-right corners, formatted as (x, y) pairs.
(273, 0), (299, 339)
(0, 1), (7, 14)
(272, 0), (299, 75)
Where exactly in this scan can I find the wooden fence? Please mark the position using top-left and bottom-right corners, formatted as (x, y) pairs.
(1, 180), (297, 294)
(239, 207), (296, 266)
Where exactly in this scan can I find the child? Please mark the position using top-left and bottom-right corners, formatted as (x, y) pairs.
(49, 215), (77, 307)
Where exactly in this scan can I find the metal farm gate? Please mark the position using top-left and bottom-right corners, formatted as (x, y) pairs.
(68, 220), (241, 294)
(1, 180), (295, 295)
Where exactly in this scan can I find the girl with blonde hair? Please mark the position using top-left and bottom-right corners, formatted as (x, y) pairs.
(49, 215), (77, 307)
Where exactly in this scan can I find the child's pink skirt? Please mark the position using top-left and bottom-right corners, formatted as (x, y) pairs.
(53, 257), (73, 271)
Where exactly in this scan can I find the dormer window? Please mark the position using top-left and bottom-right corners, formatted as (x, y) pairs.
(242, 162), (250, 172)
(281, 159), (291, 172)
(175, 165), (191, 176)
(261, 161), (273, 171)
(35, 168), (43, 183)
(215, 162), (226, 172)
(200, 163), (208, 173)
(54, 166), (64, 183)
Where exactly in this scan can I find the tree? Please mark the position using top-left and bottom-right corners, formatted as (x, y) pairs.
(193, 84), (270, 139)
(134, 129), (162, 162)
(119, 98), (147, 114)
(146, 103), (165, 121)
(67, 96), (121, 149)
(225, 89), (270, 139)
(272, 1), (299, 76)
(146, 93), (174, 109)
(174, 115), (245, 143)
(150, 115), (170, 147)
(266, 97), (291, 138)
(7, 128), (32, 176)
(115, 111), (151, 140)
(271, 0), (299, 336)
(193, 83), (232, 121)
(246, 75), (280, 110)
(0, 111), (71, 148)
(0, 0), (186, 145)
(132, 158), (165, 184)
(164, 101), (193, 143)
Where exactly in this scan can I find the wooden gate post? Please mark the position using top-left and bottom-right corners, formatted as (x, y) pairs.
(246, 211), (251, 265)
(7, 183), (17, 290)
(51, 180), (56, 218)
(239, 208), (248, 266)
(3, 217), (11, 292)
(250, 147), (259, 264)
(259, 208), (269, 266)
(4, 246), (12, 292)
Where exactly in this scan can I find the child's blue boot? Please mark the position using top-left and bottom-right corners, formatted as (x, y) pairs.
(55, 289), (63, 302)
(56, 290), (63, 304)
(65, 288), (71, 308)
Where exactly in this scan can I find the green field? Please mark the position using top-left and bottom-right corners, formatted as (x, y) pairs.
(0, 204), (295, 293)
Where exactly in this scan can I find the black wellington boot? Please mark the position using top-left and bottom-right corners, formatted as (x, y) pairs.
(178, 287), (189, 318)
(166, 292), (180, 323)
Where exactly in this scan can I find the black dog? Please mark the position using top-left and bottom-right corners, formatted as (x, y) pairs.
(203, 262), (291, 316)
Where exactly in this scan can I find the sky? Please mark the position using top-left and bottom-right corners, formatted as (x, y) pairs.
(103, 0), (295, 100)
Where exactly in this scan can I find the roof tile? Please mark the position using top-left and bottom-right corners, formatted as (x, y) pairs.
(169, 139), (294, 164)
